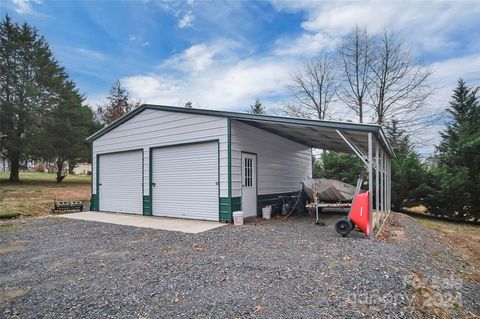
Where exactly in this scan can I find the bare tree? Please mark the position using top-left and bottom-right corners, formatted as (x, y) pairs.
(97, 80), (140, 125)
(337, 26), (372, 123)
(369, 28), (435, 126)
(286, 55), (336, 120)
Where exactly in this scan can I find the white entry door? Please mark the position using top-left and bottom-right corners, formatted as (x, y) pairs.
(241, 153), (257, 217)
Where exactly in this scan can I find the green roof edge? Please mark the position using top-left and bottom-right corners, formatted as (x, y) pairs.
(86, 104), (395, 157)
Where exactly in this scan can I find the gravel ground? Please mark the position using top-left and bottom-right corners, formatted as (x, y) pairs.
(0, 213), (479, 318)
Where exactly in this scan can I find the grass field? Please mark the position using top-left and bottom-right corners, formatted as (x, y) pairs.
(0, 172), (91, 218)
(414, 216), (480, 236)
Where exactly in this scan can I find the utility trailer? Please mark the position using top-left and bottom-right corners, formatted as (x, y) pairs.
(302, 176), (363, 224)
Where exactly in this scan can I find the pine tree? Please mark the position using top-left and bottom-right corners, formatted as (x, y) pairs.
(97, 80), (139, 125)
(0, 15), (99, 182)
(385, 119), (432, 210)
(427, 79), (480, 220)
(250, 98), (265, 114)
(437, 79), (479, 164)
(385, 119), (412, 155)
(0, 16), (58, 182)
(41, 79), (95, 182)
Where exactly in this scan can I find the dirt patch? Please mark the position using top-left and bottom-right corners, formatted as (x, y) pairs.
(0, 242), (23, 255)
(89, 250), (130, 258)
(434, 228), (480, 267)
(0, 288), (28, 307)
(376, 213), (407, 241)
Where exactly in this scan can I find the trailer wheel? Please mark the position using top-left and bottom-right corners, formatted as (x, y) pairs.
(335, 219), (352, 237)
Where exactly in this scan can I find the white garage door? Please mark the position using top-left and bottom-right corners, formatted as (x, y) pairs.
(98, 150), (143, 214)
(152, 142), (218, 220)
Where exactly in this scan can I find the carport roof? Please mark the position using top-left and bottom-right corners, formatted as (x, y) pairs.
(87, 104), (394, 157)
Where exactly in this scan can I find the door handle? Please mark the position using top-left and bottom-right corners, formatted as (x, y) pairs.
(152, 183), (156, 188)
(99, 183), (102, 186)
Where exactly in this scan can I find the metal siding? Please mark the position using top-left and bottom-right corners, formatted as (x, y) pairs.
(231, 120), (312, 197)
(99, 150), (143, 214)
(91, 109), (228, 198)
(151, 142), (219, 221)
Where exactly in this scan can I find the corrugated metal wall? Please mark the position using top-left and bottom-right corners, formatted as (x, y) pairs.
(231, 120), (312, 197)
(92, 109), (228, 198)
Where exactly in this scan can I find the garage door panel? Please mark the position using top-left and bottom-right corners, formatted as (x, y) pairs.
(152, 142), (218, 220)
(99, 150), (143, 214)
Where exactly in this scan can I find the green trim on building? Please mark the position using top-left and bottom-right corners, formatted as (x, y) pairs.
(143, 195), (152, 216)
(90, 194), (99, 211)
(148, 149), (153, 216)
(219, 197), (241, 222)
(93, 154), (100, 211)
(227, 118), (232, 199)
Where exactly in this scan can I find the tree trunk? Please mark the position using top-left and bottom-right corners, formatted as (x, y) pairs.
(358, 100), (363, 123)
(56, 159), (66, 183)
(8, 153), (20, 182)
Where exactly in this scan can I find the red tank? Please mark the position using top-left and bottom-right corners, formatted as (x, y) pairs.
(349, 192), (370, 237)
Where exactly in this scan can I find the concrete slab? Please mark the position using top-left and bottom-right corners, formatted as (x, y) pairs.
(56, 211), (225, 234)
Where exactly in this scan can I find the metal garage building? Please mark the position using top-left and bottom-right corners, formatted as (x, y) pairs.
(87, 104), (393, 233)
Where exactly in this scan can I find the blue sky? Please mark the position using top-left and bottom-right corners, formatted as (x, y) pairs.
(1, 0), (480, 153)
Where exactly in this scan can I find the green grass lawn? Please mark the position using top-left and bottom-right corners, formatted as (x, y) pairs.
(0, 172), (91, 218)
(0, 171), (91, 184)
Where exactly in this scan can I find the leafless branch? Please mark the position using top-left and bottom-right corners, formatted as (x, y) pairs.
(285, 55), (336, 120)
(336, 26), (372, 123)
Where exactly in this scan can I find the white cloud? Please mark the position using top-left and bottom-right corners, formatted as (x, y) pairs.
(74, 48), (105, 60)
(161, 40), (241, 73)
(128, 34), (150, 47)
(163, 44), (216, 72)
(121, 75), (182, 106)
(275, 32), (335, 57)
(121, 46), (300, 110)
(10, 0), (40, 14)
(178, 12), (195, 28)
(270, 1), (480, 53)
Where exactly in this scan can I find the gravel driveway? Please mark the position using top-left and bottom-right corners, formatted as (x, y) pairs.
(1, 213), (479, 318)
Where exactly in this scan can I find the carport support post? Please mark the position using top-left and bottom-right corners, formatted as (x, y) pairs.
(368, 133), (373, 238)
(375, 140), (379, 231)
(387, 157), (392, 212)
(380, 149), (384, 223)
(384, 152), (387, 216)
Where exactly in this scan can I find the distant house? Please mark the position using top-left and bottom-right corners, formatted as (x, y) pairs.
(72, 163), (91, 175)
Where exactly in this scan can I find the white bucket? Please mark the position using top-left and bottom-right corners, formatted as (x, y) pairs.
(233, 211), (244, 226)
(262, 205), (272, 219)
